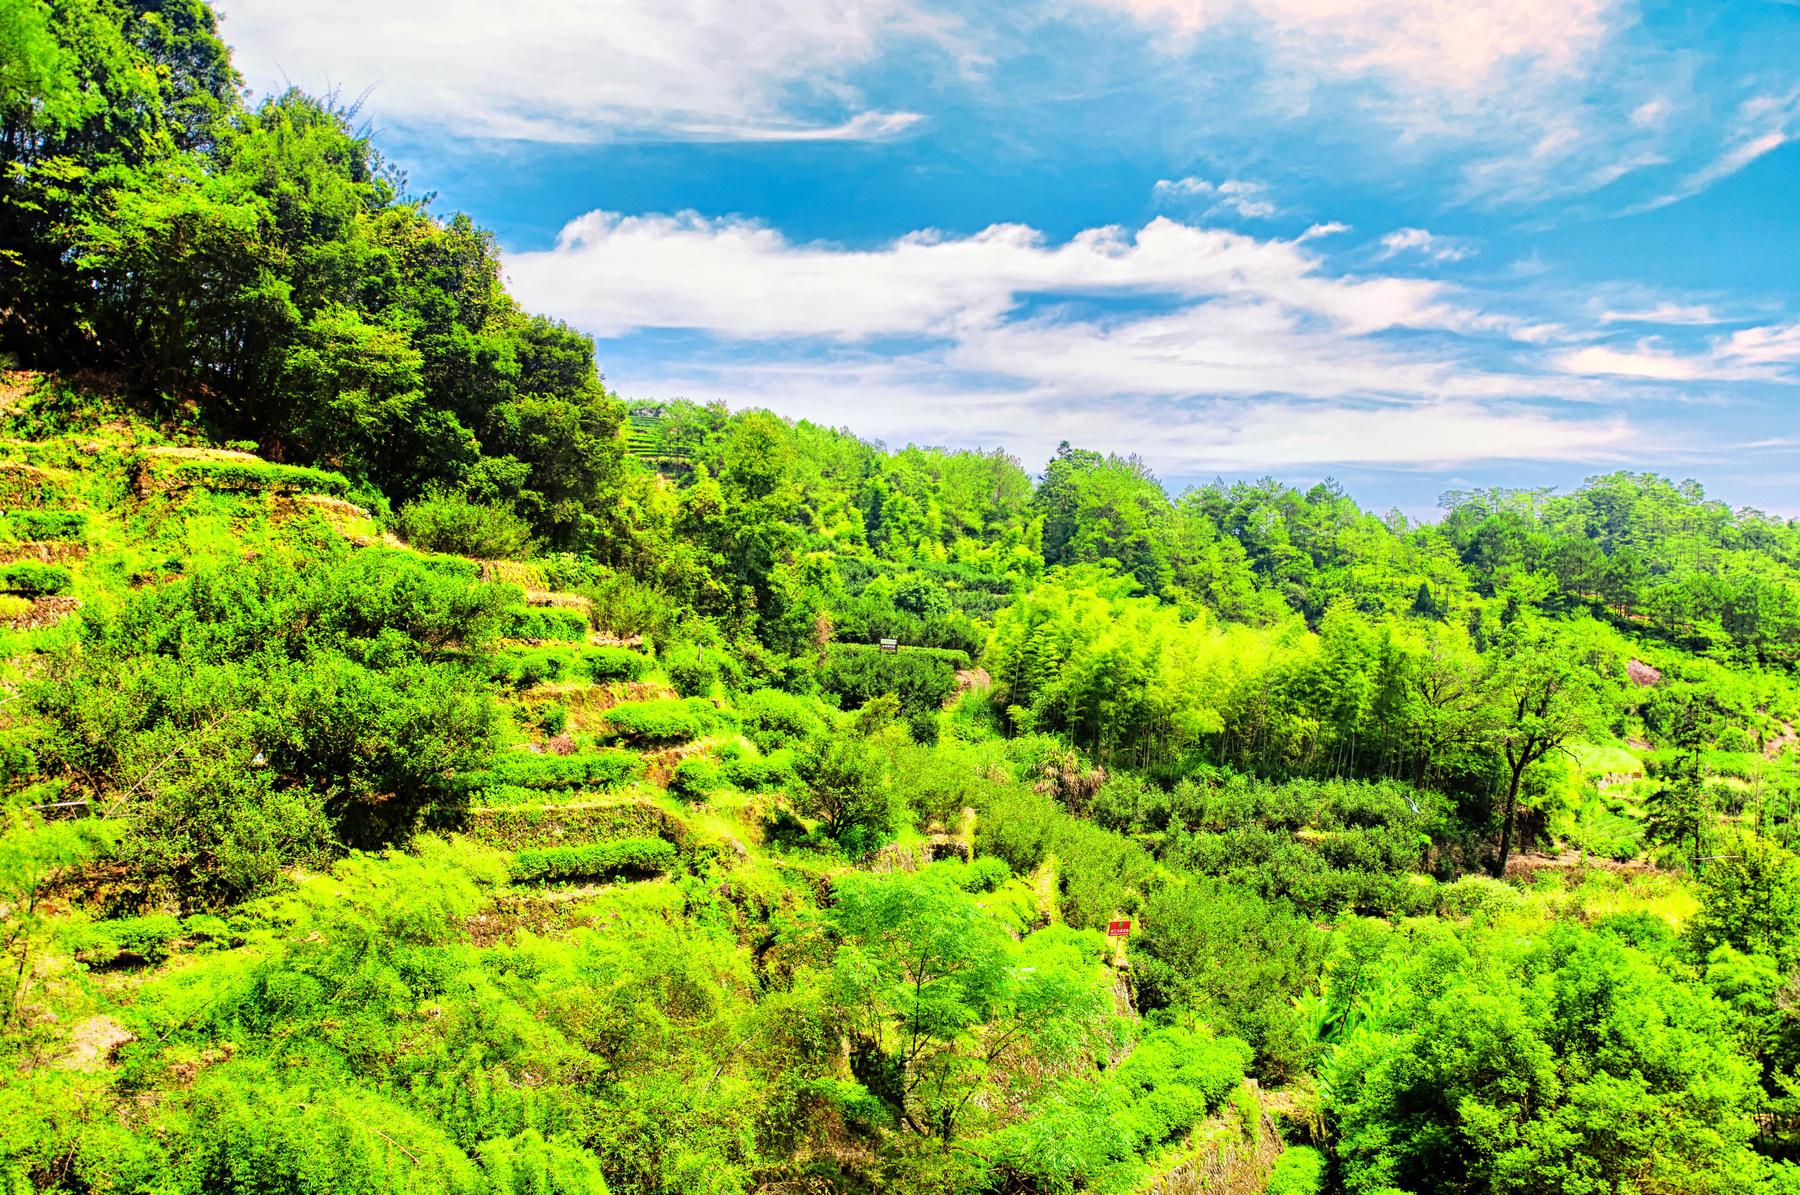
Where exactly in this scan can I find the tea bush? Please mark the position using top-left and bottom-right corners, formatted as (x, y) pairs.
(599, 698), (725, 745)
(0, 562), (70, 595)
(982, 1029), (1251, 1193)
(511, 838), (678, 882)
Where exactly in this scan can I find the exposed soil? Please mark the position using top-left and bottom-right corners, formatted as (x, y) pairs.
(54, 1015), (134, 1072)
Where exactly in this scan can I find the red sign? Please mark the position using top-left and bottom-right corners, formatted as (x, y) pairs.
(1107, 919), (1132, 938)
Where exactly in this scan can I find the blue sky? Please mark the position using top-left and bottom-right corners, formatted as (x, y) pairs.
(221, 0), (1800, 517)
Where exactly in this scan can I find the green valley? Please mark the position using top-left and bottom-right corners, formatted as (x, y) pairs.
(3, 3), (1800, 1193)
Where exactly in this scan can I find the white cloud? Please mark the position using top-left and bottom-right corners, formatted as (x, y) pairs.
(1075, 0), (1788, 212)
(1630, 97), (1673, 129)
(1377, 227), (1473, 263)
(1599, 302), (1724, 326)
(507, 206), (1685, 472)
(625, 359), (1638, 471)
(1091, 0), (1614, 97)
(1152, 176), (1278, 219)
(218, 0), (943, 141)
(1553, 321), (1800, 381)
(1551, 343), (1718, 382)
(507, 211), (1492, 342)
(1624, 91), (1798, 213)
(946, 299), (1533, 401)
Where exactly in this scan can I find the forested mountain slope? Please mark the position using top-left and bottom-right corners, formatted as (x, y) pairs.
(4, 3), (1800, 1194)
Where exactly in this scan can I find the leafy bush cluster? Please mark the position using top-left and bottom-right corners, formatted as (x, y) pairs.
(1266, 1147), (1326, 1195)
(0, 562), (70, 596)
(4, 510), (85, 540)
(510, 837), (677, 882)
(982, 1029), (1251, 1193)
(396, 490), (537, 559)
(27, 538), (511, 902)
(489, 645), (651, 688)
(463, 750), (643, 795)
(598, 698), (728, 745)
(164, 459), (351, 497)
(504, 606), (590, 642)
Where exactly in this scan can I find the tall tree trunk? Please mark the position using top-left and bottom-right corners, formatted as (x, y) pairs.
(1491, 754), (1529, 878)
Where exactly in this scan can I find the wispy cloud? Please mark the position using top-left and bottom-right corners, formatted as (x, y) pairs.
(1090, 0), (1615, 96)
(1553, 320), (1800, 381)
(1152, 177), (1278, 219)
(1377, 228), (1473, 263)
(220, 0), (946, 142)
(1623, 90), (1797, 213)
(1598, 302), (1724, 326)
(1079, 0), (1664, 204)
(507, 207), (1683, 471)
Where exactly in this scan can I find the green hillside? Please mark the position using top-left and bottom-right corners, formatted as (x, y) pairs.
(4, 3), (1800, 1194)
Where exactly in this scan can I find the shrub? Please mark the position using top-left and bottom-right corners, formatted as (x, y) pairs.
(577, 569), (681, 639)
(0, 562), (71, 595)
(719, 750), (795, 793)
(1437, 874), (1527, 921)
(1130, 878), (1325, 1080)
(71, 914), (185, 966)
(26, 540), (509, 898)
(818, 644), (961, 723)
(983, 1029), (1251, 1193)
(395, 490), (537, 558)
(165, 459), (350, 496)
(944, 855), (1011, 892)
(737, 687), (828, 752)
(491, 647), (577, 688)
(505, 606), (589, 642)
(7, 510), (85, 540)
(584, 646), (653, 682)
(467, 751), (642, 794)
(662, 638), (740, 695)
(489, 645), (651, 688)
(1266, 1146), (1325, 1195)
(794, 734), (897, 855)
(668, 757), (722, 802)
(599, 698), (723, 745)
(511, 838), (677, 883)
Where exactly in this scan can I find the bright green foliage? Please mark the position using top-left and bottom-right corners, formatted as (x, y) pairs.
(1130, 878), (1325, 1078)
(825, 865), (1116, 1143)
(488, 645), (651, 687)
(464, 751), (642, 796)
(817, 643), (962, 735)
(164, 459), (352, 497)
(667, 757), (722, 802)
(505, 606), (590, 642)
(1687, 833), (1800, 971)
(397, 490), (539, 559)
(4, 509), (84, 539)
(736, 687), (829, 752)
(793, 732), (898, 854)
(0, 561), (68, 594)
(1156, 773), (1448, 916)
(27, 536), (508, 900)
(1324, 921), (1778, 1195)
(3, 3), (1800, 1193)
(511, 838), (677, 883)
(597, 698), (725, 745)
(981, 1028), (1252, 1193)
(1266, 1146), (1326, 1195)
